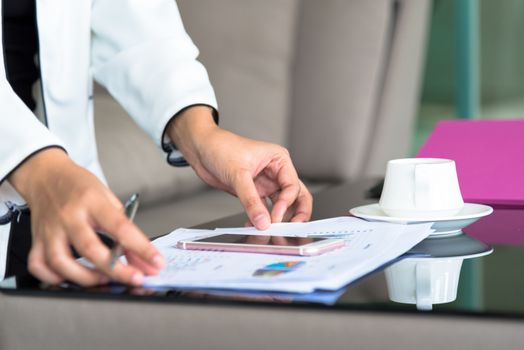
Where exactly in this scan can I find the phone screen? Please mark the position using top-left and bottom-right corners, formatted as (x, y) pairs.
(194, 234), (326, 247)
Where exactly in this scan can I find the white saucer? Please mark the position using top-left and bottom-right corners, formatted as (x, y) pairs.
(349, 203), (493, 235)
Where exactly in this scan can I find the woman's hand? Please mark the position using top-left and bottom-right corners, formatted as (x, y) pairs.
(8, 148), (165, 286)
(168, 106), (313, 229)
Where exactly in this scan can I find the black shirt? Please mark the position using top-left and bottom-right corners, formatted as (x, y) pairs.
(3, 0), (39, 111)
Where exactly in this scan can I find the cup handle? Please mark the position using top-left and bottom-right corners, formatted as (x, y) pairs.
(415, 262), (432, 311)
(414, 164), (431, 209)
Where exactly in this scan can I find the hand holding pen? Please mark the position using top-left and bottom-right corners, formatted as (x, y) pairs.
(110, 193), (140, 269)
(108, 193), (166, 285)
(10, 150), (166, 287)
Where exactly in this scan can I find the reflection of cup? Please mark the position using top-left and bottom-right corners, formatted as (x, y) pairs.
(379, 158), (464, 218)
(384, 258), (463, 310)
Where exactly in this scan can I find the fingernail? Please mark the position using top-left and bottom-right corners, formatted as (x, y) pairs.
(152, 255), (165, 269)
(131, 272), (144, 286)
(253, 214), (270, 230)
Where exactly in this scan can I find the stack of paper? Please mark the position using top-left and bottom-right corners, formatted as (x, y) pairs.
(144, 217), (433, 293)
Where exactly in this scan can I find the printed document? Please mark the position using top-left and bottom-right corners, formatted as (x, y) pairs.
(144, 217), (433, 293)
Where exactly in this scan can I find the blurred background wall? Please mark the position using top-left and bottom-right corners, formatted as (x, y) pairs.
(416, 1), (524, 310)
(414, 0), (524, 151)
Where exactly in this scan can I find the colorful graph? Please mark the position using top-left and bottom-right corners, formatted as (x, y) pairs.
(253, 261), (305, 277)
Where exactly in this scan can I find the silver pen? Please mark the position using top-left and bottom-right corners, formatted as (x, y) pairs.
(110, 193), (140, 269)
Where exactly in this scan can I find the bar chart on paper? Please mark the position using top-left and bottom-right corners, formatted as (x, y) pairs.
(253, 261), (306, 277)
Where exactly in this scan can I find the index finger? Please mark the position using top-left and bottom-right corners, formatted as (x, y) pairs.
(67, 223), (146, 285)
(92, 201), (165, 270)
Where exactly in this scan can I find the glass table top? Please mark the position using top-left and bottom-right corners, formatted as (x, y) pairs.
(1, 180), (523, 319)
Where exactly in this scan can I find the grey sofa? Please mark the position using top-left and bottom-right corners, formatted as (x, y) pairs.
(94, 0), (430, 237)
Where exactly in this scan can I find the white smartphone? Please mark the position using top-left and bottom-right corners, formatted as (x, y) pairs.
(177, 234), (345, 256)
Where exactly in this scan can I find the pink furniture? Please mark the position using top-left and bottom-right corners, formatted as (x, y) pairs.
(417, 119), (524, 207)
(418, 119), (524, 244)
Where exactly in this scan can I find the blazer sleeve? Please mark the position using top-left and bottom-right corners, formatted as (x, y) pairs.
(91, 0), (219, 163)
(0, 6), (66, 211)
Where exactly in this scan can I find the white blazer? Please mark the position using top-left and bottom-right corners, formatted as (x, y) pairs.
(0, 0), (217, 278)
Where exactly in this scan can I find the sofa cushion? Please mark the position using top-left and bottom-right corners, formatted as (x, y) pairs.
(290, 0), (429, 180)
(177, 0), (299, 147)
(94, 91), (207, 206)
(134, 187), (243, 237)
(290, 0), (392, 181)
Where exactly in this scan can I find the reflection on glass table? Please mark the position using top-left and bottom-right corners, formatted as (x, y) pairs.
(385, 231), (492, 311)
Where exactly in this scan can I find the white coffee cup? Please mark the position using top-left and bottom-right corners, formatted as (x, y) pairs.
(379, 158), (464, 218)
(384, 257), (463, 311)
